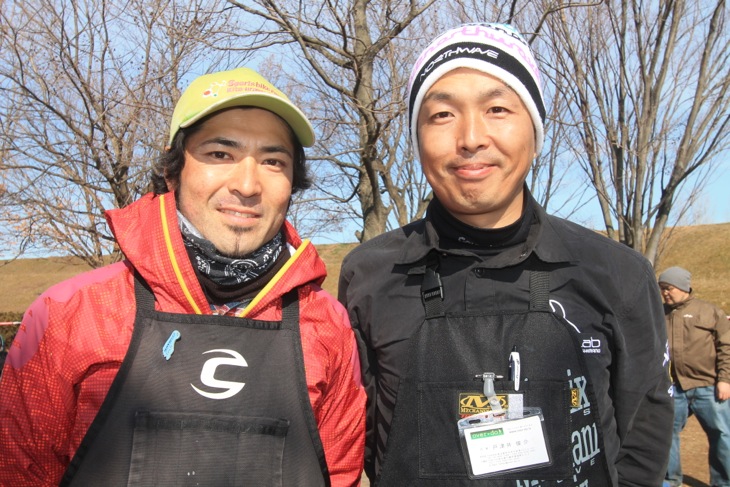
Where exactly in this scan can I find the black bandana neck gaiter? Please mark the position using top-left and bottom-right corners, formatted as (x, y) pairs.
(177, 212), (284, 287)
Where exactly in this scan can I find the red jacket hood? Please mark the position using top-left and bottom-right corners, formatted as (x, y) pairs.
(104, 192), (328, 317)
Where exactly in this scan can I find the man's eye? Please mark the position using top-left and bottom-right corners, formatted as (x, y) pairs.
(210, 151), (229, 159)
(488, 106), (508, 114)
(428, 111), (453, 121)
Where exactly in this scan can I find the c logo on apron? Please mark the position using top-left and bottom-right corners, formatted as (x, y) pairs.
(191, 349), (248, 399)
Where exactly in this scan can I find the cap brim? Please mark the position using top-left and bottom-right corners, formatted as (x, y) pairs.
(179, 93), (315, 147)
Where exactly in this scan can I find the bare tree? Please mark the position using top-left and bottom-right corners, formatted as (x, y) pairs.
(226, 0), (608, 242)
(540, 0), (730, 264)
(225, 0), (449, 242)
(6, 0), (720, 265)
(0, 0), (249, 266)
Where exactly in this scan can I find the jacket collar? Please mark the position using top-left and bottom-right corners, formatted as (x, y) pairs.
(105, 192), (326, 317)
(394, 188), (576, 268)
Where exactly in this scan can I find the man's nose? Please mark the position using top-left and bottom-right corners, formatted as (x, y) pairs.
(458, 112), (490, 155)
(227, 158), (261, 197)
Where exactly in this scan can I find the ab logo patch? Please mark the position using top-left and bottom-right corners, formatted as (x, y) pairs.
(579, 333), (604, 355)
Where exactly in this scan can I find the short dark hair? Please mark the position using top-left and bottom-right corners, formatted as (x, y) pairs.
(150, 109), (312, 195)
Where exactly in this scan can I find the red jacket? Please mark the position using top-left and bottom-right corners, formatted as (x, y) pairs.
(0, 192), (366, 486)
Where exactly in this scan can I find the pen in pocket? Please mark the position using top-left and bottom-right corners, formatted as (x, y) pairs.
(509, 345), (521, 391)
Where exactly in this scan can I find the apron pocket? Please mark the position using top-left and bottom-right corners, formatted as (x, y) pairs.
(128, 410), (288, 487)
(417, 380), (573, 480)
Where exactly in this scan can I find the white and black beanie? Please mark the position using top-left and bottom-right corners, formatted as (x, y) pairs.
(407, 23), (546, 155)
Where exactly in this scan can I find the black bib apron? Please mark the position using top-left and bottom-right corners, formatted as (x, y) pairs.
(376, 264), (610, 486)
(61, 275), (329, 486)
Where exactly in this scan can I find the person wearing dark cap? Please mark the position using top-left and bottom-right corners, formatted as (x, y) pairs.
(659, 266), (730, 487)
(0, 67), (366, 486)
(339, 23), (672, 486)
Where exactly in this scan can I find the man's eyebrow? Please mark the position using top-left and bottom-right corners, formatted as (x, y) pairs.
(199, 137), (293, 158)
(423, 86), (516, 104)
(199, 136), (241, 149)
(477, 86), (516, 101)
(259, 144), (293, 158)
(422, 90), (454, 104)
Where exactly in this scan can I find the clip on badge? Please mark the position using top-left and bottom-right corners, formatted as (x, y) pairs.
(475, 372), (504, 415)
(460, 371), (544, 478)
(458, 407), (552, 478)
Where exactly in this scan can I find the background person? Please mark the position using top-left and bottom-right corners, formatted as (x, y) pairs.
(339, 23), (673, 486)
(659, 266), (730, 487)
(0, 67), (365, 486)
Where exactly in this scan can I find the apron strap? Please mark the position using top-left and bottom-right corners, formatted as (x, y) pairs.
(529, 270), (550, 311)
(280, 287), (300, 331)
(279, 286), (331, 485)
(420, 253), (445, 319)
(418, 257), (551, 317)
(134, 271), (156, 312)
(133, 272), (300, 328)
(62, 273), (152, 487)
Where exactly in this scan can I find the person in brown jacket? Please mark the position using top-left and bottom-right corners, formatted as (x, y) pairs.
(659, 266), (730, 487)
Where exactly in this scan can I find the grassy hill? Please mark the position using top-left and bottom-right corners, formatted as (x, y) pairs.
(1, 221), (728, 318)
(652, 222), (729, 309)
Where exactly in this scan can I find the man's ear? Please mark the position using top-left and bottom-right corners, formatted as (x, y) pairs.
(163, 145), (177, 192)
(165, 178), (177, 192)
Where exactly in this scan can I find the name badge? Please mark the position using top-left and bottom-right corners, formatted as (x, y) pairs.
(458, 408), (552, 478)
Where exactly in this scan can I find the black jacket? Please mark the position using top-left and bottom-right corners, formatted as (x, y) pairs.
(339, 192), (673, 486)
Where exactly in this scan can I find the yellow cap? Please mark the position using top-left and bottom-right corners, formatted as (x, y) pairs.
(169, 67), (315, 147)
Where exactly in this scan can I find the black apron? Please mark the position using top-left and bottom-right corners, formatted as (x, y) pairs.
(61, 275), (329, 486)
(376, 263), (610, 486)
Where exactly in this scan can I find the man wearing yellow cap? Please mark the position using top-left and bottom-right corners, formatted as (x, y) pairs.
(0, 68), (366, 486)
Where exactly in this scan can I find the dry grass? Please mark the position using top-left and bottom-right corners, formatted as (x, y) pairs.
(315, 242), (358, 297)
(0, 222), (727, 315)
(0, 256), (95, 314)
(655, 222), (730, 310)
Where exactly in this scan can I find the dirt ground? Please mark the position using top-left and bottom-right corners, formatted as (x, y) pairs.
(358, 415), (710, 486)
(680, 415), (710, 487)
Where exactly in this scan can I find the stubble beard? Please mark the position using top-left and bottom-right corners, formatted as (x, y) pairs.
(219, 225), (253, 259)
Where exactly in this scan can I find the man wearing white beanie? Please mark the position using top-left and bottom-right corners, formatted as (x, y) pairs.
(340, 23), (672, 486)
(659, 266), (730, 487)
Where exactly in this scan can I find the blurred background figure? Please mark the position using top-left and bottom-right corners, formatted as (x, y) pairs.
(659, 266), (730, 487)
